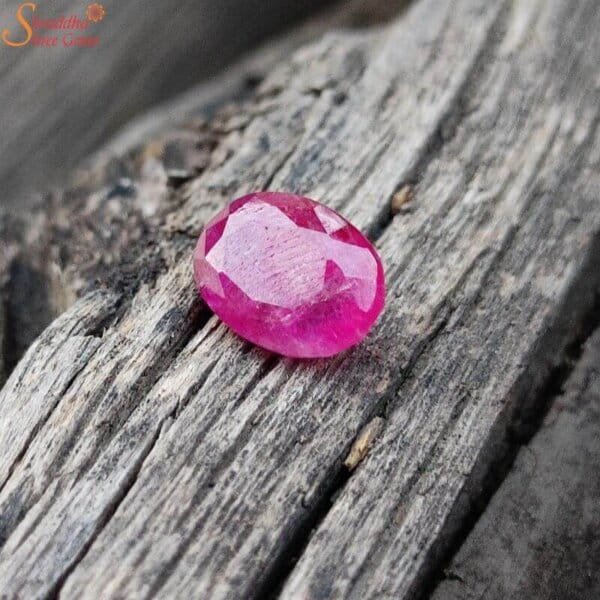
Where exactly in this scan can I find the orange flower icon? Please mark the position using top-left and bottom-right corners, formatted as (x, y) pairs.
(87, 3), (105, 22)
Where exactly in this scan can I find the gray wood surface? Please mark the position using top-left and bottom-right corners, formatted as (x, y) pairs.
(432, 328), (600, 600)
(0, 0), (599, 598)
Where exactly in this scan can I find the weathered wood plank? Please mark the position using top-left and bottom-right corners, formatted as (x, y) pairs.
(432, 327), (600, 600)
(0, 0), (598, 598)
(279, 3), (600, 597)
(280, 2), (600, 597)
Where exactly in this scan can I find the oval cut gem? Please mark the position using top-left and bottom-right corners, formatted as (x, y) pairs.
(193, 192), (385, 358)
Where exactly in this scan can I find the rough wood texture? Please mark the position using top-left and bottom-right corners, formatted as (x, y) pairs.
(432, 328), (600, 600)
(0, 0), (599, 598)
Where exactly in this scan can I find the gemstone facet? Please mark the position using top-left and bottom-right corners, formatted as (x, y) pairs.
(193, 192), (385, 358)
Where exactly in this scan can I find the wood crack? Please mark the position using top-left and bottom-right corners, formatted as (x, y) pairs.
(249, 310), (457, 598)
(48, 414), (168, 600)
(258, 463), (354, 600)
(367, 0), (511, 242)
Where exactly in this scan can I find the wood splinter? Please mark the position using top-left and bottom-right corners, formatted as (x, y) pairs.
(344, 416), (386, 470)
(391, 185), (414, 214)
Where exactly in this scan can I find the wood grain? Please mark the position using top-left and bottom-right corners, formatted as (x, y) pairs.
(432, 328), (600, 600)
(0, 0), (599, 598)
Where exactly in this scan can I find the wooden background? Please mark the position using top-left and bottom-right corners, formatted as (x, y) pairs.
(0, 0), (343, 211)
(0, 0), (599, 598)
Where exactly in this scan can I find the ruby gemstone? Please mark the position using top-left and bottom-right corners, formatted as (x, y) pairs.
(193, 192), (385, 358)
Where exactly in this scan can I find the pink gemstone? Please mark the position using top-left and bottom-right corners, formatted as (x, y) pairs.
(193, 192), (385, 358)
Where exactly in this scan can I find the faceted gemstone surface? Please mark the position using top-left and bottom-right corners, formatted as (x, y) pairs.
(193, 192), (385, 358)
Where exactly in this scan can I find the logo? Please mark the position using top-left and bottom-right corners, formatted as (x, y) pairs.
(1, 3), (106, 48)
(86, 3), (105, 23)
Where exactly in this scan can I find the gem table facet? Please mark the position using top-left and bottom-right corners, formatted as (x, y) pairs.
(193, 192), (385, 358)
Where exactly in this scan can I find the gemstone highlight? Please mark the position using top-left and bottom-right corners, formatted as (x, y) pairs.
(193, 192), (385, 358)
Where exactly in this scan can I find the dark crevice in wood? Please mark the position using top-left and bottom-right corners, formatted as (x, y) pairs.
(2, 258), (56, 378)
(48, 413), (169, 600)
(349, 381), (481, 595)
(83, 294), (130, 339)
(419, 243), (600, 600)
(243, 297), (457, 599)
(333, 340), (474, 594)
(0, 297), (125, 532)
(259, 464), (353, 600)
(250, 315), (458, 598)
(510, 293), (600, 444)
(252, 297), (459, 598)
